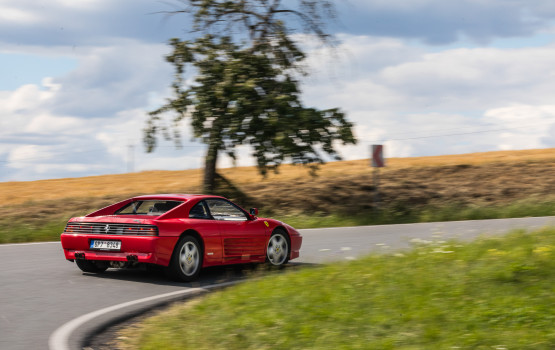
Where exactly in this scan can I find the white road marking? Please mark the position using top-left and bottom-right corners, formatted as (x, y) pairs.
(0, 241), (59, 247)
(340, 247), (352, 251)
(48, 280), (240, 350)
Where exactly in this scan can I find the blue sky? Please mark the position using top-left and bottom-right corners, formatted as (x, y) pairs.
(1, 0), (555, 181)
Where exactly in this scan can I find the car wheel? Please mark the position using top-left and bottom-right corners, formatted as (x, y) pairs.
(166, 235), (203, 282)
(266, 229), (290, 266)
(75, 259), (108, 273)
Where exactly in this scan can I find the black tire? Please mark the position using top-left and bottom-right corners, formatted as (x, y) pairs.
(75, 259), (108, 273)
(266, 229), (290, 266)
(166, 235), (203, 282)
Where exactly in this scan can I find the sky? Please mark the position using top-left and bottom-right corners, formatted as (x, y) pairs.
(1, 0), (555, 182)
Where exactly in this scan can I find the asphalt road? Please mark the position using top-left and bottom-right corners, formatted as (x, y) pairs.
(1, 216), (554, 350)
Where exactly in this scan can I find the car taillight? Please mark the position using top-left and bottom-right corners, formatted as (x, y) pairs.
(137, 227), (158, 236)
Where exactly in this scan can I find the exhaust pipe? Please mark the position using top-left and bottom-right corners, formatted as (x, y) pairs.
(74, 252), (85, 260)
(126, 254), (138, 263)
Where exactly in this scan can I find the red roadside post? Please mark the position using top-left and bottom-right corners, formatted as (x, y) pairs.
(371, 145), (385, 212)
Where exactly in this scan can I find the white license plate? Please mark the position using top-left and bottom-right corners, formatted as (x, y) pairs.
(90, 240), (121, 251)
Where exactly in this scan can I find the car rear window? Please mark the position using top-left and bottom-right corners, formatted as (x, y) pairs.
(115, 200), (183, 215)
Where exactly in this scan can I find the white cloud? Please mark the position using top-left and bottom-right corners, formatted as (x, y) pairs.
(305, 34), (555, 112)
(0, 6), (40, 24)
(4, 0), (555, 51)
(337, 0), (555, 44)
(25, 114), (82, 134)
(483, 104), (555, 149)
(1, 84), (50, 112)
(7, 145), (50, 165)
(0, 0), (186, 48)
(3, 2), (555, 182)
(0, 39), (181, 181)
(48, 40), (173, 118)
(377, 46), (555, 109)
(137, 153), (204, 173)
(301, 34), (555, 159)
(54, 0), (104, 11)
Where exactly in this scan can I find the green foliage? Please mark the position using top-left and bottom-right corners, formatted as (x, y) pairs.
(417, 199), (555, 223)
(148, 34), (355, 174)
(0, 220), (66, 244)
(145, 1), (356, 190)
(274, 198), (555, 229)
(121, 227), (555, 349)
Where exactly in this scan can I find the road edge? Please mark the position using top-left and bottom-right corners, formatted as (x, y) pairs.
(48, 280), (241, 350)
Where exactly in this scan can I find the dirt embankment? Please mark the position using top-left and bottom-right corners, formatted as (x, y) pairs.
(240, 160), (555, 215)
(1, 149), (554, 224)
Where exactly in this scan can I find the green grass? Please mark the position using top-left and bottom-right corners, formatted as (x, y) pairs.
(277, 198), (555, 229)
(0, 220), (66, 244)
(418, 199), (555, 223)
(1, 198), (554, 244)
(120, 227), (555, 349)
(0, 196), (113, 244)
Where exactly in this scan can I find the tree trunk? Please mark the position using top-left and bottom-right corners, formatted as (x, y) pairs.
(203, 141), (219, 193)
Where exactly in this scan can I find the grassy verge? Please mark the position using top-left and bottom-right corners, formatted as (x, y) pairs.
(276, 198), (555, 229)
(119, 227), (555, 349)
(0, 196), (117, 244)
(1, 198), (554, 244)
(0, 221), (67, 244)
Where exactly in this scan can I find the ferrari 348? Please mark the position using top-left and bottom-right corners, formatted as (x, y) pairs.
(60, 194), (302, 281)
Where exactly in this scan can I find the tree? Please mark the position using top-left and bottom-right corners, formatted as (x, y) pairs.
(145, 0), (357, 193)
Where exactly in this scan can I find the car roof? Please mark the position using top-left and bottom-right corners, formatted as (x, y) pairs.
(130, 194), (225, 202)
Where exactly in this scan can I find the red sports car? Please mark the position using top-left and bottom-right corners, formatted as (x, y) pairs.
(60, 194), (302, 281)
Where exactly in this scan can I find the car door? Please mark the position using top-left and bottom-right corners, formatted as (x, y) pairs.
(205, 198), (268, 263)
(187, 200), (222, 264)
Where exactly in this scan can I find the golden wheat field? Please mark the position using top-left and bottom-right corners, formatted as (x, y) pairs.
(1, 148), (554, 207)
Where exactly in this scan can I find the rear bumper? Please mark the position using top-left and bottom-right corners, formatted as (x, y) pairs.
(61, 233), (176, 266)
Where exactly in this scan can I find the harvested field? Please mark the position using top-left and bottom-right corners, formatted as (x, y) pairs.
(1, 148), (554, 204)
(1, 148), (554, 241)
(246, 161), (555, 215)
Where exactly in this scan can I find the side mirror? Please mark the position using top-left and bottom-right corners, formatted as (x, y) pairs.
(249, 208), (259, 216)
